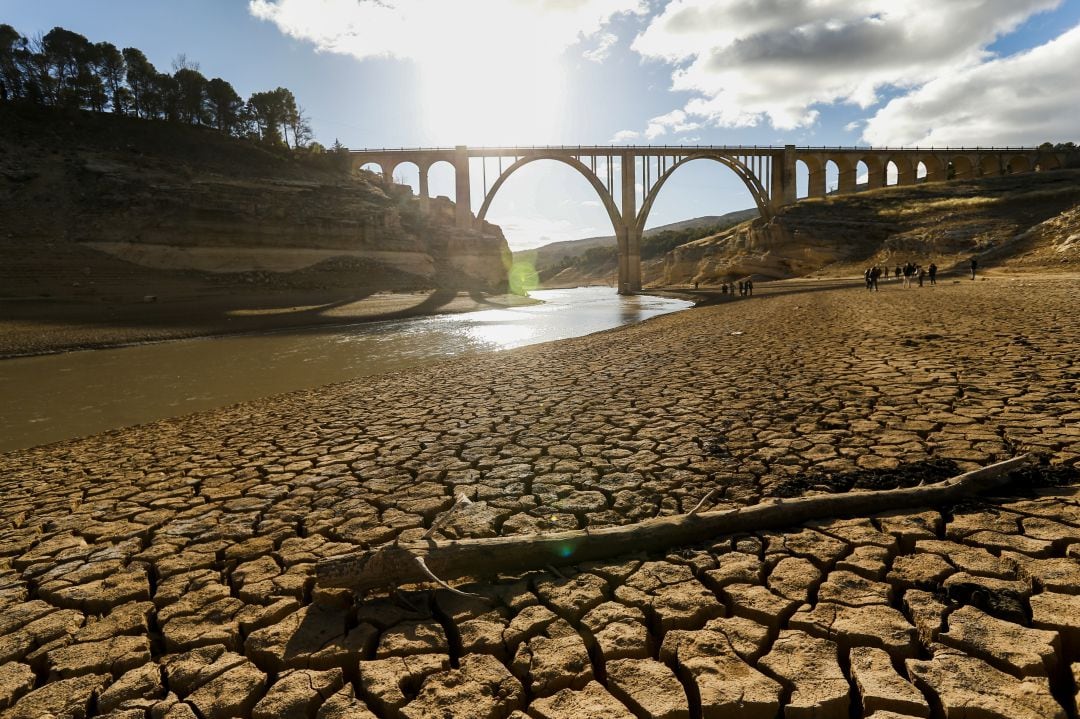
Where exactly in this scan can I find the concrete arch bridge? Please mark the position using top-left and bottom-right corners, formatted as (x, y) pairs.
(350, 145), (1065, 294)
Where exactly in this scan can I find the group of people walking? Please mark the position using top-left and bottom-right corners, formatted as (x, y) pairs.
(721, 280), (752, 296)
(864, 261), (938, 291)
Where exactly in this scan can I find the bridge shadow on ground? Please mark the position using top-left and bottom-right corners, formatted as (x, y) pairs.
(0, 285), (531, 356)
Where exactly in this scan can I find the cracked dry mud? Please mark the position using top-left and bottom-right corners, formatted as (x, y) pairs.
(1, 276), (1079, 718)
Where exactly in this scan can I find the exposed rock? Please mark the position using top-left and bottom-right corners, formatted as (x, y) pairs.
(1030, 591), (1080, 655)
(316, 685), (379, 719)
(97, 663), (164, 714)
(817, 570), (893, 606)
(375, 620), (448, 658)
(702, 552), (764, 589)
(606, 658), (690, 719)
(849, 646), (929, 718)
(1002, 552), (1080, 594)
(836, 544), (891, 580)
(915, 539), (1014, 578)
(533, 572), (609, 622)
(907, 645), (1065, 719)
(47, 635), (152, 679)
(0, 662), (35, 711)
(357, 654), (449, 716)
(903, 590), (948, 645)
(758, 630), (849, 719)
(399, 654), (525, 719)
(527, 680), (635, 719)
(722, 583), (799, 630)
(253, 668), (344, 719)
(511, 627), (593, 697)
(767, 556), (822, 603)
(789, 602), (918, 658)
(245, 604), (377, 672)
(186, 660), (267, 719)
(660, 629), (781, 719)
(941, 604), (1060, 677)
(887, 553), (954, 590)
(3, 672), (109, 719)
(702, 616), (772, 662)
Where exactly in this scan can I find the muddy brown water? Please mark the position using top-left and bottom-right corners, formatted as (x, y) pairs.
(0, 288), (692, 452)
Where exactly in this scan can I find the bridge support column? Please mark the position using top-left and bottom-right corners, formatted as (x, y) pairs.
(618, 152), (640, 294)
(418, 164), (430, 215)
(866, 160), (885, 190)
(770, 145), (797, 210)
(454, 145), (472, 229)
(808, 168), (827, 198)
(837, 163), (857, 194)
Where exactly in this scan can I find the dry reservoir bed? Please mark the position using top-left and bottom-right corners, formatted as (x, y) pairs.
(0, 275), (1078, 718)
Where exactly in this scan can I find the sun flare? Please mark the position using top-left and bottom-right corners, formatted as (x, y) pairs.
(416, 41), (566, 145)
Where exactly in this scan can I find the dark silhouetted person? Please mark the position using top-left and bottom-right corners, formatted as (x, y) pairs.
(870, 266), (881, 291)
(865, 268), (873, 290)
(693, 281), (699, 289)
(970, 257), (978, 280)
(746, 279), (753, 296)
(928, 263), (937, 284)
(894, 265), (901, 281)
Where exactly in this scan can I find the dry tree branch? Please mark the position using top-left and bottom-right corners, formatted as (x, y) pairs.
(317, 454), (1033, 594)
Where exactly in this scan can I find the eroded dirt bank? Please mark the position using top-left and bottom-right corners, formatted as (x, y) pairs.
(0, 275), (1077, 718)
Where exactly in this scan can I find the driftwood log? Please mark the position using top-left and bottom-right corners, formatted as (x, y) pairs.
(316, 453), (1033, 593)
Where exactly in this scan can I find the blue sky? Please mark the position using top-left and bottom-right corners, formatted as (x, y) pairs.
(4, 0), (1079, 250)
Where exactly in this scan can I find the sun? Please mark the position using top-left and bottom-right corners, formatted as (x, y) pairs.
(416, 40), (566, 145)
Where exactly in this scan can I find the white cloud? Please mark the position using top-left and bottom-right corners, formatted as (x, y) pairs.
(250, 0), (644, 63)
(863, 23), (1080, 145)
(644, 108), (702, 140)
(584, 32), (619, 62)
(628, 0), (1061, 132)
(611, 129), (641, 142)
(250, 0), (646, 142)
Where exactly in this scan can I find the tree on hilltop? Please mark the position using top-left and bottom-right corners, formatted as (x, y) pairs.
(206, 77), (243, 134)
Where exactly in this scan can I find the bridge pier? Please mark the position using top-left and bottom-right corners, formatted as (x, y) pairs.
(418, 164), (430, 215)
(771, 145), (797, 211)
(619, 152), (641, 294)
(454, 146), (472, 229)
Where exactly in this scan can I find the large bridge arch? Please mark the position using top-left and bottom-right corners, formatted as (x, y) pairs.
(475, 154), (622, 233)
(635, 153), (771, 234)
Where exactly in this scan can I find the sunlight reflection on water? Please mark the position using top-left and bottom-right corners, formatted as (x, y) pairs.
(0, 287), (692, 451)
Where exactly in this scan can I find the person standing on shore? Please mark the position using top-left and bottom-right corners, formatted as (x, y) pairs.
(894, 265), (901, 282)
(928, 263), (937, 285)
(916, 265), (924, 287)
(970, 257), (978, 280)
(746, 279), (753, 296)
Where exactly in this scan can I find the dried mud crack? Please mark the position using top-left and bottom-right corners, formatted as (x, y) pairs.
(0, 275), (1078, 718)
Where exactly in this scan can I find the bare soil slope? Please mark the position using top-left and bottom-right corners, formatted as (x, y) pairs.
(658, 170), (1080, 286)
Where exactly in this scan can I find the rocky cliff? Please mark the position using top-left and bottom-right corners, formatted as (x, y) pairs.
(655, 169), (1080, 286)
(0, 104), (509, 300)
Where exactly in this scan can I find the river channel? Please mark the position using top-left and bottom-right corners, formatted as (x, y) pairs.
(0, 287), (693, 452)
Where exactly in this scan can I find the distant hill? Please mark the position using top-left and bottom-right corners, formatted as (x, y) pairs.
(655, 169), (1080, 286)
(518, 210), (758, 273)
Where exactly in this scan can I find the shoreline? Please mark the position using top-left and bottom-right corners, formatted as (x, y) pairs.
(0, 289), (542, 359)
(3, 270), (1070, 359)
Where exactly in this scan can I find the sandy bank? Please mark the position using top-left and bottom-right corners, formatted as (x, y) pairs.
(0, 289), (538, 358)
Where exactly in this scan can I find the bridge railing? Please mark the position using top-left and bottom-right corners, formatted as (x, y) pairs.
(348, 145), (1043, 154)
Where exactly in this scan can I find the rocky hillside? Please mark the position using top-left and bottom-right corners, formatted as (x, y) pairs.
(657, 170), (1080, 286)
(0, 103), (509, 301)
